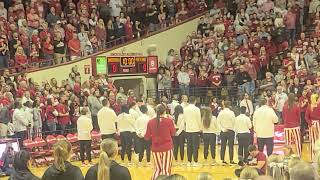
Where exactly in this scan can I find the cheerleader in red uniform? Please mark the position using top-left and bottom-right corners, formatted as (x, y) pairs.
(305, 93), (320, 160)
(282, 93), (302, 156)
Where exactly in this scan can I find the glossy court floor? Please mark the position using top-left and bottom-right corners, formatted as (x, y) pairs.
(1, 144), (311, 180)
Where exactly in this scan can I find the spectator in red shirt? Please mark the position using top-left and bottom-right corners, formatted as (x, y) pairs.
(282, 93), (302, 156)
(68, 33), (81, 60)
(95, 19), (106, 49)
(284, 8), (297, 46)
(124, 16), (133, 41)
(45, 99), (58, 133)
(39, 22), (50, 42)
(15, 46), (27, 66)
(42, 36), (54, 66)
(145, 104), (175, 180)
(209, 69), (222, 87)
(55, 96), (70, 134)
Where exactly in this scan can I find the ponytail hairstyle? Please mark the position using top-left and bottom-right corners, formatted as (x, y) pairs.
(156, 104), (166, 131)
(173, 105), (183, 125)
(98, 139), (118, 180)
(202, 107), (212, 129)
(287, 93), (296, 111)
(53, 140), (72, 172)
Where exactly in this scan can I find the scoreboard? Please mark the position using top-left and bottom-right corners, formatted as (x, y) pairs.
(108, 56), (148, 74)
(91, 55), (158, 76)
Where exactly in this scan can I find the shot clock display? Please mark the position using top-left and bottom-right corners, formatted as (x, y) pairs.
(92, 55), (158, 76)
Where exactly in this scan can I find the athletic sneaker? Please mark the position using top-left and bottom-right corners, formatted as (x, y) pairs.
(192, 162), (201, 167)
(186, 162), (192, 167)
(211, 159), (216, 166)
(230, 161), (237, 165)
(222, 161), (228, 165)
(137, 162), (143, 167)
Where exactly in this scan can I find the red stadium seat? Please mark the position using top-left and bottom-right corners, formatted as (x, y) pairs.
(46, 135), (57, 146)
(23, 139), (35, 149)
(66, 133), (78, 143)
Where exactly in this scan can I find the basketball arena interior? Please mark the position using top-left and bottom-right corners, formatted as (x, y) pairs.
(0, 0), (319, 180)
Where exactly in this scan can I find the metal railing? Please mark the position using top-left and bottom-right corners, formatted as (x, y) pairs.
(147, 86), (239, 104)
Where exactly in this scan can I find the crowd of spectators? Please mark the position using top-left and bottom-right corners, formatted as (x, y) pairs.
(0, 65), (137, 141)
(0, 0), (209, 71)
(158, 0), (320, 107)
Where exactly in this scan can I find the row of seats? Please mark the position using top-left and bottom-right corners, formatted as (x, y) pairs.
(22, 131), (103, 166)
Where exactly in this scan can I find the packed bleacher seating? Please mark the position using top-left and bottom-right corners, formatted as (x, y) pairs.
(157, 0), (320, 106)
(0, 0), (208, 73)
(1, 0), (320, 180)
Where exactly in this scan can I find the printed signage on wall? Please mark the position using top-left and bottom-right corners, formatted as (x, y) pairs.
(96, 56), (107, 74)
(148, 56), (158, 74)
(84, 65), (91, 74)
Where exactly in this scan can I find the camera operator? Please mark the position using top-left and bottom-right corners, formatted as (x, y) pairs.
(235, 145), (267, 177)
(247, 145), (267, 175)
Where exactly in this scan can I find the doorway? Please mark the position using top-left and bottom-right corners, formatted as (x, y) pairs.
(113, 76), (146, 98)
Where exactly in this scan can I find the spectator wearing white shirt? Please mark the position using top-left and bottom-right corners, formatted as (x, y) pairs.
(129, 102), (141, 120)
(274, 85), (288, 123)
(217, 100), (236, 165)
(23, 101), (34, 137)
(173, 105), (185, 163)
(180, 95), (189, 108)
(77, 107), (93, 166)
(202, 107), (220, 165)
(135, 105), (151, 164)
(235, 106), (252, 162)
(177, 66), (190, 95)
(146, 97), (156, 118)
(253, 98), (278, 156)
(129, 101), (142, 155)
(97, 99), (117, 140)
(168, 94), (180, 115)
(21, 91), (34, 106)
(116, 105), (135, 163)
(183, 96), (202, 166)
(110, 0), (123, 17)
(239, 93), (254, 117)
(13, 101), (28, 148)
